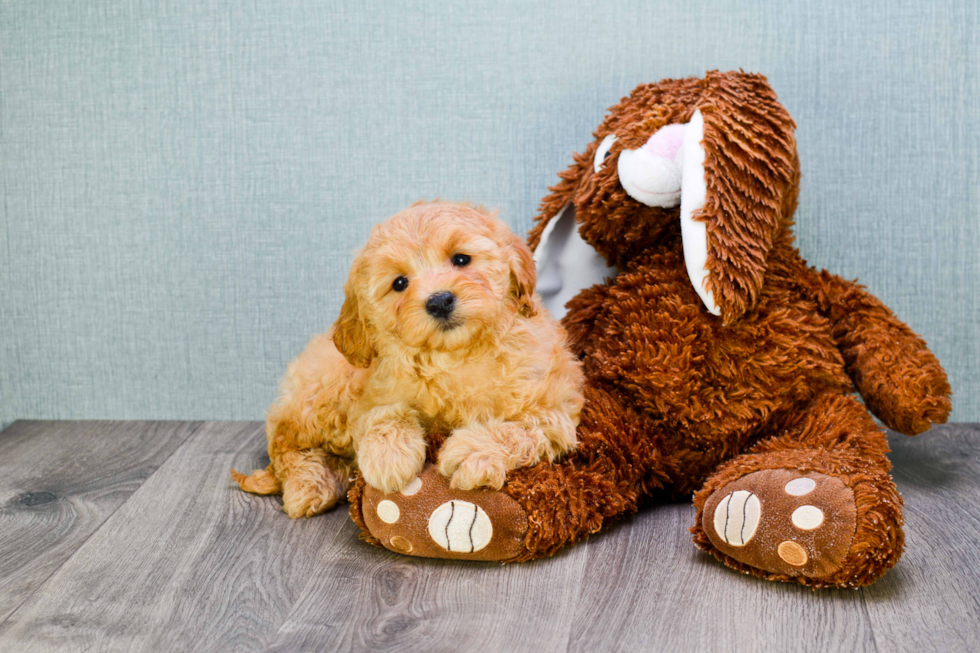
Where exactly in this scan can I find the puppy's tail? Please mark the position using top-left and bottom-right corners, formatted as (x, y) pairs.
(230, 465), (282, 495)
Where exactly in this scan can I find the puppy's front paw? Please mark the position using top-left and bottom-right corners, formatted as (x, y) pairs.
(449, 453), (509, 491)
(357, 424), (427, 494)
(438, 429), (520, 491)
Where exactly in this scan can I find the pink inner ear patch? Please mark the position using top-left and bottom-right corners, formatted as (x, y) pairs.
(643, 123), (686, 160)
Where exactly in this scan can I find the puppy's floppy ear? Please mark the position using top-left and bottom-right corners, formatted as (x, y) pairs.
(508, 233), (537, 318)
(332, 266), (375, 368)
(697, 71), (799, 324)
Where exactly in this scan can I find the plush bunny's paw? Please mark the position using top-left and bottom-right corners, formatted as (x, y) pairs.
(351, 463), (528, 561)
(700, 469), (858, 580)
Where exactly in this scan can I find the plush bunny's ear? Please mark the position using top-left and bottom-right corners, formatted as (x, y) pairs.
(332, 267), (375, 368)
(527, 145), (618, 320)
(695, 73), (799, 324)
(527, 150), (589, 253)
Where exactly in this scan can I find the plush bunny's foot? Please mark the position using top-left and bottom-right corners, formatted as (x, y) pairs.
(349, 463), (529, 561)
(700, 469), (857, 577)
(693, 452), (904, 588)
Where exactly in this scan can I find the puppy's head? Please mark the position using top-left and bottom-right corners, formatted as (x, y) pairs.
(334, 202), (536, 367)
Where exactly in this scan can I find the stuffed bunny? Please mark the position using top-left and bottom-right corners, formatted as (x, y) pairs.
(349, 71), (951, 588)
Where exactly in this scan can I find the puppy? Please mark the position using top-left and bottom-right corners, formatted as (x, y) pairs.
(232, 202), (584, 518)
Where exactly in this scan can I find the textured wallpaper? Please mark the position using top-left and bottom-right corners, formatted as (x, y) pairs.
(2, 0), (977, 423)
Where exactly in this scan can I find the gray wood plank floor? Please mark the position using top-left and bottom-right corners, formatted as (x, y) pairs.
(0, 421), (202, 626)
(1, 421), (978, 652)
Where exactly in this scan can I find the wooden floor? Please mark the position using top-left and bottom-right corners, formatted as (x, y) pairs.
(0, 422), (978, 652)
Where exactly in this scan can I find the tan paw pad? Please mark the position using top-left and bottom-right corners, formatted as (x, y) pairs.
(777, 540), (808, 566)
(389, 535), (413, 553)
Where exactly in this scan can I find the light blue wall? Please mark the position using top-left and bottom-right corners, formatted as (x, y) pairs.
(2, 0), (977, 424)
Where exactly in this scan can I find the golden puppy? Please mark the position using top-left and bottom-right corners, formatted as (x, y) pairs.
(232, 202), (584, 518)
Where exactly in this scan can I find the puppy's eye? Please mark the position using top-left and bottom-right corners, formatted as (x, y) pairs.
(593, 134), (617, 173)
(392, 276), (409, 292)
(451, 253), (471, 267)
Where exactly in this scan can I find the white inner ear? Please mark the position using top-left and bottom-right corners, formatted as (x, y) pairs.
(679, 109), (720, 316)
(616, 109), (719, 317)
(533, 203), (618, 320)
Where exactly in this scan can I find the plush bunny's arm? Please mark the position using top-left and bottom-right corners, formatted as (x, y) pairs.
(801, 266), (951, 435)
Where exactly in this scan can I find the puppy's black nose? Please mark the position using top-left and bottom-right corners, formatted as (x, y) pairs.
(425, 291), (456, 319)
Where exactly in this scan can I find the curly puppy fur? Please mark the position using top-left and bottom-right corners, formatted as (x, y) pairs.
(232, 202), (583, 517)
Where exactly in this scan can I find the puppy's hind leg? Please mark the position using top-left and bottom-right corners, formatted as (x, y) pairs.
(278, 449), (354, 518)
(256, 410), (355, 518)
(233, 329), (362, 517)
(232, 449), (351, 518)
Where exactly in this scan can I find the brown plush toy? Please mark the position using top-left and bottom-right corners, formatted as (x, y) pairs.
(349, 71), (952, 588)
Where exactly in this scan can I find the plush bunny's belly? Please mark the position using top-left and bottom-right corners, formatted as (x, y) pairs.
(577, 249), (852, 435)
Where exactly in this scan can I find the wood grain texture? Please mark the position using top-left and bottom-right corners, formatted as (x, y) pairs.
(0, 422), (341, 652)
(566, 505), (877, 653)
(0, 421), (201, 625)
(0, 422), (977, 652)
(862, 426), (980, 652)
(268, 523), (590, 652)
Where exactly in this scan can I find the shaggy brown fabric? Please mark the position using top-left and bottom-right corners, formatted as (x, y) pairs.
(351, 71), (951, 588)
(347, 475), (383, 548)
